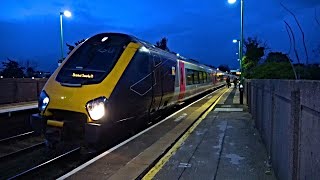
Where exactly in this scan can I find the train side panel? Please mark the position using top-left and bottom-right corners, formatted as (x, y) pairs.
(108, 49), (153, 124)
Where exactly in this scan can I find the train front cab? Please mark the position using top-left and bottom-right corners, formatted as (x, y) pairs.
(31, 33), (180, 147)
(31, 33), (148, 147)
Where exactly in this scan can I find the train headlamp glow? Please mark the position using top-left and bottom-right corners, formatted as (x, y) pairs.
(139, 46), (149, 53)
(38, 91), (49, 112)
(86, 97), (107, 121)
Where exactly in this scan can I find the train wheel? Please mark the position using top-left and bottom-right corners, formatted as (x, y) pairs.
(45, 139), (57, 149)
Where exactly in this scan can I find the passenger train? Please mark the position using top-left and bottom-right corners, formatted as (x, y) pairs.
(31, 33), (232, 147)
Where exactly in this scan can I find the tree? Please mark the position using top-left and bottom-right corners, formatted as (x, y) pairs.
(218, 64), (230, 72)
(281, 3), (309, 64)
(23, 60), (38, 77)
(0, 59), (25, 78)
(155, 37), (170, 51)
(265, 52), (290, 63)
(251, 62), (295, 79)
(205, 64), (216, 69)
(25, 67), (36, 78)
(242, 37), (266, 78)
(66, 39), (86, 55)
(294, 64), (320, 80)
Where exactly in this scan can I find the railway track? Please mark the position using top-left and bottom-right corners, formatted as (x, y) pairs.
(0, 131), (35, 143)
(6, 147), (81, 180)
(0, 131), (44, 160)
(0, 139), (81, 180)
(0, 86), (225, 179)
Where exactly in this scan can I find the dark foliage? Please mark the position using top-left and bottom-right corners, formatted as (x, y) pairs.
(242, 37), (266, 78)
(0, 59), (25, 78)
(66, 39), (86, 55)
(155, 37), (170, 51)
(265, 52), (291, 63)
(218, 64), (230, 72)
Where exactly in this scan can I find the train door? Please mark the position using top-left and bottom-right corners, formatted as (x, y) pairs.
(149, 52), (163, 115)
(178, 61), (186, 100)
(212, 71), (216, 84)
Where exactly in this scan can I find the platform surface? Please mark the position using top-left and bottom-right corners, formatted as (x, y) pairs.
(0, 101), (37, 114)
(152, 86), (276, 180)
(62, 86), (276, 180)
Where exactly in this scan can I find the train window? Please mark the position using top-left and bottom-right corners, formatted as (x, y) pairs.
(199, 71), (203, 83)
(193, 71), (199, 84)
(207, 73), (211, 82)
(56, 34), (131, 85)
(153, 54), (162, 67)
(203, 72), (207, 83)
(186, 69), (193, 85)
(132, 51), (151, 75)
(175, 66), (179, 87)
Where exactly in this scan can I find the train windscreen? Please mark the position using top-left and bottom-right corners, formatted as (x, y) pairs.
(56, 34), (132, 85)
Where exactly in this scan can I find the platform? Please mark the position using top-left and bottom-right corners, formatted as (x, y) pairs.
(0, 101), (37, 114)
(147, 87), (276, 180)
(59, 86), (276, 180)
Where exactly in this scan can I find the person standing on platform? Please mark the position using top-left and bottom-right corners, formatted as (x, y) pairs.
(233, 78), (238, 88)
(226, 76), (231, 88)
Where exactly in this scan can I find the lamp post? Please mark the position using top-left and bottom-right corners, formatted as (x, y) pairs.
(228, 0), (244, 79)
(59, 10), (72, 63)
(233, 39), (241, 71)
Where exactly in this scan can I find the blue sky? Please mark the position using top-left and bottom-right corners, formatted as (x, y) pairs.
(0, 0), (319, 72)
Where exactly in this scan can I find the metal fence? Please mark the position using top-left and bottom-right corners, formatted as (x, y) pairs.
(0, 78), (47, 104)
(245, 80), (320, 180)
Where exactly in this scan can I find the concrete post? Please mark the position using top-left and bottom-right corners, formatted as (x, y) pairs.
(254, 83), (258, 126)
(260, 84), (265, 132)
(291, 87), (301, 180)
(14, 79), (18, 103)
(269, 83), (275, 163)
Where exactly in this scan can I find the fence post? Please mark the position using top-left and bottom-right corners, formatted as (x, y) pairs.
(14, 79), (18, 103)
(291, 86), (301, 180)
(254, 82), (258, 126)
(248, 82), (250, 112)
(260, 83), (265, 132)
(36, 80), (40, 98)
(269, 83), (275, 164)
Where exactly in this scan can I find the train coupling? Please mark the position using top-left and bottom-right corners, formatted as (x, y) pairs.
(30, 113), (46, 135)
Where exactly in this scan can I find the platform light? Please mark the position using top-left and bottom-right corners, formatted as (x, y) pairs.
(59, 10), (72, 65)
(63, 10), (72, 17)
(233, 39), (238, 43)
(228, 0), (244, 80)
(228, 0), (237, 4)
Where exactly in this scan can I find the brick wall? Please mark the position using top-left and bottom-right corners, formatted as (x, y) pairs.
(0, 78), (48, 104)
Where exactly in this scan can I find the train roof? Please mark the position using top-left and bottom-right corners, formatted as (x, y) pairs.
(93, 32), (216, 71)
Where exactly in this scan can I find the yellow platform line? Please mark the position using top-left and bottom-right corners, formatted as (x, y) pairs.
(142, 89), (228, 180)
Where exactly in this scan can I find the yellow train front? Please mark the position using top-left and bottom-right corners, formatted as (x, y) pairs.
(31, 33), (223, 147)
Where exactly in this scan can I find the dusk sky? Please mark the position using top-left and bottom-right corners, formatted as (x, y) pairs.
(1, 0), (319, 72)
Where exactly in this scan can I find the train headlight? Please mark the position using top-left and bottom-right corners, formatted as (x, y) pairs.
(38, 91), (49, 112)
(86, 97), (107, 121)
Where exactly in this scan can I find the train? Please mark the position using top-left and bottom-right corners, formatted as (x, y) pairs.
(31, 32), (234, 147)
